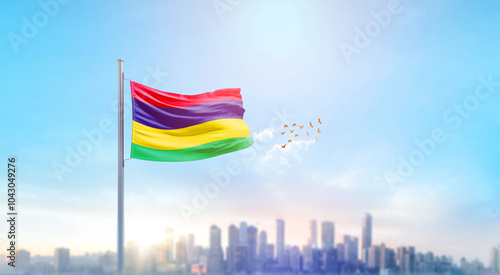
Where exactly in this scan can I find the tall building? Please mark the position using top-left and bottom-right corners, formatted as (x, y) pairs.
(362, 213), (372, 263)
(310, 220), (318, 248)
(207, 225), (223, 273)
(290, 246), (301, 272)
(344, 235), (359, 262)
(165, 228), (175, 263)
(321, 221), (334, 250)
(54, 247), (70, 272)
(266, 244), (275, 262)
(276, 219), (285, 266)
(226, 224), (239, 272)
(125, 241), (141, 272)
(336, 243), (346, 261)
(397, 246), (408, 272)
(490, 245), (500, 272)
(235, 245), (248, 272)
(247, 226), (258, 271)
(17, 249), (30, 271)
(380, 243), (386, 270)
(368, 245), (381, 271)
(240, 222), (248, 244)
(404, 246), (416, 273)
(176, 235), (188, 269)
(259, 230), (268, 262)
(187, 234), (195, 264)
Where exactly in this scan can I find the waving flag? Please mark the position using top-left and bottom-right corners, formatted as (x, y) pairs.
(130, 81), (253, 161)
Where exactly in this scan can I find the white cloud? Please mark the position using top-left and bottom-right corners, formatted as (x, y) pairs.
(252, 127), (275, 142)
(325, 167), (365, 190)
(263, 139), (316, 166)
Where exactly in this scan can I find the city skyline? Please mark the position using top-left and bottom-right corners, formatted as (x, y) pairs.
(6, 214), (495, 266)
(5, 213), (498, 274)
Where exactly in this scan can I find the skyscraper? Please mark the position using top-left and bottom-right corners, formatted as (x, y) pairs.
(362, 213), (372, 263)
(344, 235), (359, 262)
(276, 219), (285, 266)
(187, 234), (195, 264)
(368, 245), (381, 271)
(290, 246), (301, 272)
(321, 221), (334, 250)
(207, 225), (223, 273)
(247, 226), (258, 272)
(17, 249), (30, 272)
(266, 244), (275, 262)
(240, 222), (248, 244)
(125, 241), (140, 272)
(235, 245), (248, 272)
(165, 228), (175, 263)
(405, 246), (416, 273)
(176, 235), (188, 269)
(259, 230), (268, 262)
(491, 245), (500, 273)
(54, 247), (70, 272)
(227, 224), (239, 272)
(310, 220), (318, 248)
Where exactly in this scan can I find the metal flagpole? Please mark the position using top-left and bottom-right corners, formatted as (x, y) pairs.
(117, 59), (125, 275)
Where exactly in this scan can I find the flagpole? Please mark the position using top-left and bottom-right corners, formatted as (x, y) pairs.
(117, 59), (125, 275)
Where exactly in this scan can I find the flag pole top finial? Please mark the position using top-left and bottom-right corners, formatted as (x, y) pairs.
(118, 59), (124, 63)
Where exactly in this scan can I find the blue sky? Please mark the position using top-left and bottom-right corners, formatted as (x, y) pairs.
(1, 0), (499, 264)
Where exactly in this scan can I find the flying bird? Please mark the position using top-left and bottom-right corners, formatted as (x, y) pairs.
(316, 136), (319, 141)
(284, 125), (288, 128)
(306, 132), (310, 137)
(281, 131), (285, 135)
(281, 144), (286, 148)
(299, 125), (304, 129)
(288, 140), (292, 143)
(317, 128), (321, 134)
(318, 118), (322, 124)
(310, 122), (313, 128)
(295, 134), (299, 137)
(292, 123), (297, 127)
(290, 130), (294, 133)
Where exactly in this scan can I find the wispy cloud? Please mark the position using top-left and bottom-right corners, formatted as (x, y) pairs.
(253, 127), (276, 142)
(325, 166), (365, 190)
(263, 139), (316, 166)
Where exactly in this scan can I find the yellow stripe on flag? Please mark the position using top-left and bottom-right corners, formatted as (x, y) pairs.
(132, 118), (251, 150)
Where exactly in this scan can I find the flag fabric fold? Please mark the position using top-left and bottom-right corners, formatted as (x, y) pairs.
(130, 81), (254, 162)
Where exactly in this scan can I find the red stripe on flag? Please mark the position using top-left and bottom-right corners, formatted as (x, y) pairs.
(130, 81), (242, 109)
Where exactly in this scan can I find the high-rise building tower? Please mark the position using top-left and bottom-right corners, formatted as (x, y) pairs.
(344, 235), (359, 262)
(368, 245), (381, 271)
(310, 220), (318, 248)
(491, 245), (500, 273)
(240, 222), (248, 244)
(226, 224), (239, 272)
(54, 247), (70, 272)
(207, 225), (223, 273)
(235, 245), (248, 272)
(247, 226), (258, 272)
(362, 213), (372, 263)
(276, 219), (285, 266)
(259, 230), (268, 262)
(17, 249), (30, 272)
(321, 221), (334, 250)
(187, 234), (195, 264)
(165, 228), (175, 263)
(176, 235), (188, 269)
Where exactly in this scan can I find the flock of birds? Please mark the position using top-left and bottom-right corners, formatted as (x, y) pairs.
(280, 118), (322, 149)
